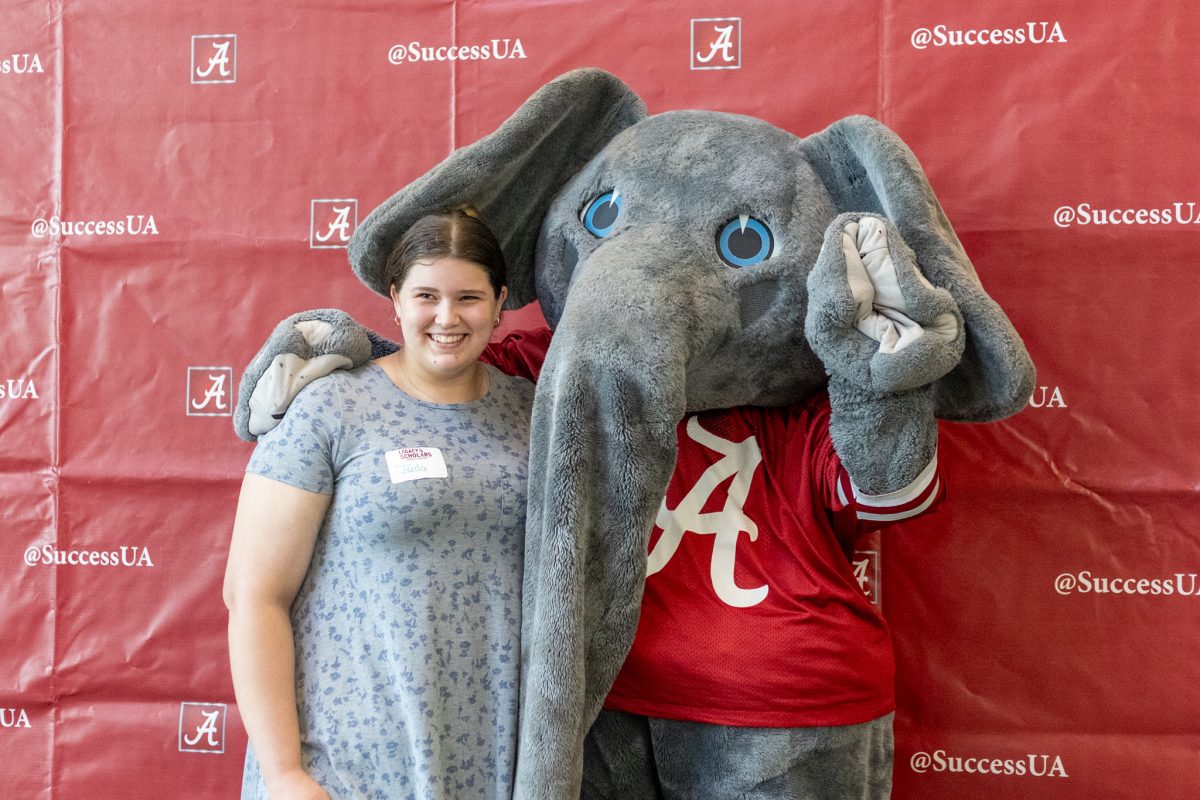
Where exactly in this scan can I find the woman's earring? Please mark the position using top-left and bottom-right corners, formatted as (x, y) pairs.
(494, 316), (501, 326)
(393, 314), (401, 327)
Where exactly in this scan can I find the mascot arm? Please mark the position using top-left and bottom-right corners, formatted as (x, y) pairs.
(806, 213), (965, 497)
(233, 313), (550, 443)
(233, 309), (376, 442)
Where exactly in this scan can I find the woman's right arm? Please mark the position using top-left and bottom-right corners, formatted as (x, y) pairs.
(224, 473), (333, 800)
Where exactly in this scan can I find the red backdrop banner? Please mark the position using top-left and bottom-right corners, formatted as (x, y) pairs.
(3, 1), (1198, 798)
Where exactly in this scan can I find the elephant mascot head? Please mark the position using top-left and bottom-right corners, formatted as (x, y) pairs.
(264, 68), (1034, 798)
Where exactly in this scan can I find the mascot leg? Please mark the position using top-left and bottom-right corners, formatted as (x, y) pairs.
(585, 712), (894, 800)
(581, 710), (663, 799)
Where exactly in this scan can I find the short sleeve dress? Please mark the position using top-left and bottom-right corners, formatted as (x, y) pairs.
(239, 361), (534, 800)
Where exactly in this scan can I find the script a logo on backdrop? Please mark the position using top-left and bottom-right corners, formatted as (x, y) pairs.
(187, 367), (233, 417)
(192, 34), (237, 84)
(179, 702), (226, 754)
(691, 18), (741, 70)
(311, 199), (358, 249)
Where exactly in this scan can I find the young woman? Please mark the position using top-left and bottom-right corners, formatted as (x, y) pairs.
(224, 211), (533, 800)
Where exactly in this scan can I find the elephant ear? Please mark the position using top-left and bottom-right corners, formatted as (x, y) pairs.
(799, 116), (1035, 422)
(347, 68), (647, 308)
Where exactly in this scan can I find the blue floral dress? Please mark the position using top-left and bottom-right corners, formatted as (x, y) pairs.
(240, 362), (533, 800)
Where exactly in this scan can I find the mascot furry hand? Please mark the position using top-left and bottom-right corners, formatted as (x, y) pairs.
(234, 69), (1033, 799)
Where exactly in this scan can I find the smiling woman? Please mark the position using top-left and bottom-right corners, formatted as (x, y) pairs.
(223, 211), (533, 800)
(377, 212), (510, 404)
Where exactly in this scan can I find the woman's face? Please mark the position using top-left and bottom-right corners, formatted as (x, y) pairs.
(390, 257), (507, 382)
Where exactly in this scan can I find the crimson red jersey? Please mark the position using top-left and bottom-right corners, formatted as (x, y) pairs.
(484, 328), (943, 728)
(607, 399), (943, 727)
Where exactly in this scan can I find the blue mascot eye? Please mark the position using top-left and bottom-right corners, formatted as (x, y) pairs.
(582, 191), (623, 237)
(717, 216), (774, 267)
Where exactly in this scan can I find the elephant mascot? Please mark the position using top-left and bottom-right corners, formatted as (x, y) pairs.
(233, 69), (1033, 799)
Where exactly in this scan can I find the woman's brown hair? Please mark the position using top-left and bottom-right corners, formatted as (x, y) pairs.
(384, 210), (507, 298)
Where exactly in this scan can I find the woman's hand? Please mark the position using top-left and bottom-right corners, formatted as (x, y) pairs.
(266, 767), (332, 800)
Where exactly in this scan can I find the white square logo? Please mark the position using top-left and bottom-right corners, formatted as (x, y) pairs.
(691, 18), (741, 70)
(191, 35), (237, 84)
(310, 199), (358, 249)
(179, 702), (226, 754)
(187, 367), (233, 417)
(853, 550), (881, 606)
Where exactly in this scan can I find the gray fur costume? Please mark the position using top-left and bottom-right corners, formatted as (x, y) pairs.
(234, 69), (1034, 799)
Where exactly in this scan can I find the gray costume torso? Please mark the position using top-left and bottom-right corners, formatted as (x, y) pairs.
(241, 362), (534, 800)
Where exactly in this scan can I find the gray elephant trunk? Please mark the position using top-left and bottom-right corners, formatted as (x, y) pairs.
(514, 236), (703, 798)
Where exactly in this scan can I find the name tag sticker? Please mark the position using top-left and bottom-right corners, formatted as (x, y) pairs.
(385, 447), (448, 483)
